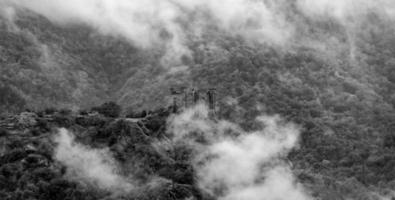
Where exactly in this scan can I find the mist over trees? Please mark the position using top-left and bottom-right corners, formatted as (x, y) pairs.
(1, 0), (395, 199)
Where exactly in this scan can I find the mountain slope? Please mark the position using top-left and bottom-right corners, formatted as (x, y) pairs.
(2, 4), (395, 199)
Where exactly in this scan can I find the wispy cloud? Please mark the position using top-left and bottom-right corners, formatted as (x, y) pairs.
(167, 104), (311, 200)
(54, 128), (134, 193)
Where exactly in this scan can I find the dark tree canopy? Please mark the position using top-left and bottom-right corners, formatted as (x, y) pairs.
(91, 101), (122, 118)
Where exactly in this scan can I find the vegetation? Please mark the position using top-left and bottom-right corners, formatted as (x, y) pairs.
(0, 105), (208, 200)
(91, 102), (122, 118)
(0, 99), (394, 199)
(1, 5), (395, 200)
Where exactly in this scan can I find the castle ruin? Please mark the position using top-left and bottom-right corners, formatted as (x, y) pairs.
(170, 87), (216, 115)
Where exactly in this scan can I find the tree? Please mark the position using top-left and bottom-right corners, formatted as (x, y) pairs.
(91, 101), (122, 118)
(0, 128), (8, 137)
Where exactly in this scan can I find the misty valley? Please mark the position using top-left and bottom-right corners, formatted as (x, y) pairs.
(2, 0), (395, 200)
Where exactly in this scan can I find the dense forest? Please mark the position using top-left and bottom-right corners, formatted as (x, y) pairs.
(2, 0), (395, 199)
(1, 101), (395, 200)
(0, 104), (199, 200)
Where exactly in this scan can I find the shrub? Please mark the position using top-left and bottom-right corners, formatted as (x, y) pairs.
(75, 116), (106, 127)
(36, 119), (50, 132)
(0, 128), (8, 137)
(125, 109), (138, 118)
(44, 108), (57, 115)
(53, 114), (73, 127)
(144, 116), (164, 132)
(78, 109), (88, 115)
(91, 101), (121, 118)
(126, 110), (148, 118)
(59, 109), (72, 115)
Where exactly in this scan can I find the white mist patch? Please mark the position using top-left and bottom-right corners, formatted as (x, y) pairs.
(297, 0), (395, 21)
(2, 0), (293, 66)
(168, 104), (311, 200)
(2, 0), (395, 67)
(53, 128), (133, 192)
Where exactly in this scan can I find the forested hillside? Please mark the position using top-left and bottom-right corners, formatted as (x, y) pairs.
(2, 1), (395, 199)
(0, 101), (394, 200)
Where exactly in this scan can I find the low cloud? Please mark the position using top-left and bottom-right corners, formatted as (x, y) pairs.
(3, 0), (395, 67)
(53, 128), (133, 193)
(1, 0), (293, 66)
(297, 0), (395, 28)
(167, 104), (311, 200)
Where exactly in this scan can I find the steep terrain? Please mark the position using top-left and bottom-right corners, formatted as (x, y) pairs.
(0, 10), (163, 112)
(0, 108), (200, 200)
(2, 2), (395, 199)
(0, 103), (394, 200)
